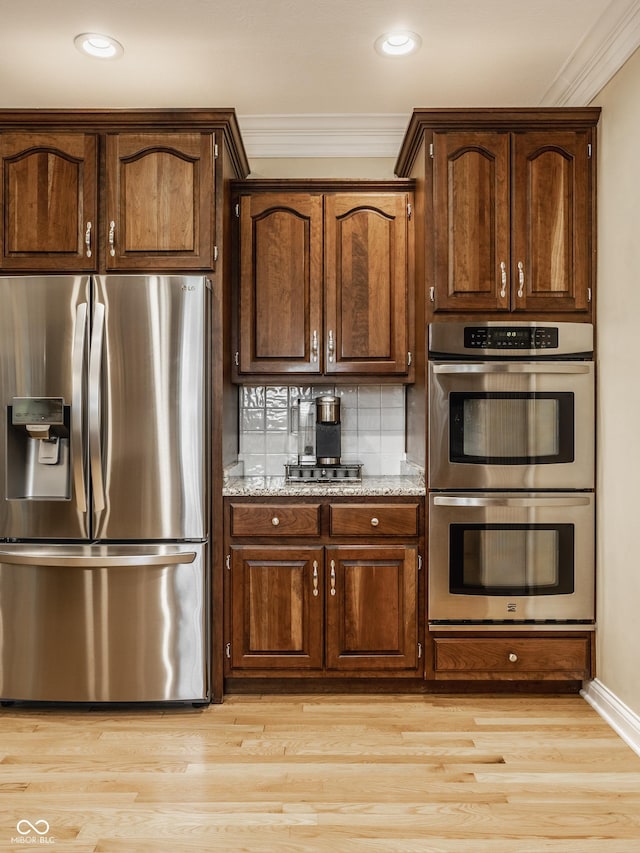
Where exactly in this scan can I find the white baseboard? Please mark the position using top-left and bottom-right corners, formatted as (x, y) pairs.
(581, 678), (640, 758)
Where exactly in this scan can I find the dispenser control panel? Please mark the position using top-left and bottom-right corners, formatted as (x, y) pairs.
(11, 397), (65, 426)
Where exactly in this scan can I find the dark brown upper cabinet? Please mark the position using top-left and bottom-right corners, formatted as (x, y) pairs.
(0, 110), (250, 273)
(395, 108), (600, 320)
(233, 181), (414, 381)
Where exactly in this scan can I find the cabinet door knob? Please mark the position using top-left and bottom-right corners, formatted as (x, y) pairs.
(330, 560), (336, 596)
(271, 516), (280, 526)
(311, 330), (319, 363)
(508, 652), (518, 663)
(108, 220), (116, 257)
(370, 517), (379, 527)
(312, 561), (319, 597)
(499, 260), (507, 298)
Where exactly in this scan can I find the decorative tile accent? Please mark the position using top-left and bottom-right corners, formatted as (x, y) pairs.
(242, 386), (265, 408)
(266, 386), (289, 408)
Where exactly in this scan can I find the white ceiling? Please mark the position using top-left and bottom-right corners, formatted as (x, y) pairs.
(2, 0), (640, 157)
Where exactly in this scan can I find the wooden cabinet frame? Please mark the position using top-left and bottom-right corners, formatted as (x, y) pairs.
(0, 110), (250, 273)
(232, 180), (415, 382)
(223, 496), (425, 683)
(395, 108), (600, 322)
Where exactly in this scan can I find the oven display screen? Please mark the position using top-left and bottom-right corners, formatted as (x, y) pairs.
(464, 327), (559, 349)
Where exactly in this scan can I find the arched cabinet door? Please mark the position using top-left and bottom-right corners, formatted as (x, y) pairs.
(324, 193), (411, 376)
(236, 192), (324, 375)
(512, 131), (591, 313)
(0, 132), (98, 271)
(105, 132), (215, 270)
(432, 131), (511, 313)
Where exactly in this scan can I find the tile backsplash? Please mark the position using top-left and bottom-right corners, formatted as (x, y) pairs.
(237, 385), (406, 476)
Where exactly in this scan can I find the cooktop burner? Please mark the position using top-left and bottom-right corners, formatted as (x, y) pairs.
(285, 463), (362, 483)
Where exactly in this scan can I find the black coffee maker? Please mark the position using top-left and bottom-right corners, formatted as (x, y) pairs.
(315, 395), (341, 465)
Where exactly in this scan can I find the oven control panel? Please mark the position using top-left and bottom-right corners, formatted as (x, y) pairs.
(428, 322), (593, 359)
(464, 327), (559, 349)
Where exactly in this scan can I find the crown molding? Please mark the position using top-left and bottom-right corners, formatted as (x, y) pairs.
(239, 1), (640, 158)
(237, 113), (408, 159)
(541, 0), (640, 105)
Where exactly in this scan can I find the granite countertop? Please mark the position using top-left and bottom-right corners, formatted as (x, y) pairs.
(222, 473), (425, 497)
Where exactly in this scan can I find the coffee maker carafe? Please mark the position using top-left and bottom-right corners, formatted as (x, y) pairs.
(315, 395), (341, 465)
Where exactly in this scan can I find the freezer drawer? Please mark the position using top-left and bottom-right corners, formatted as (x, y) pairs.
(0, 543), (208, 703)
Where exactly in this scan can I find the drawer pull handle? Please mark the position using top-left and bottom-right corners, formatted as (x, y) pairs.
(330, 560), (336, 596)
(312, 561), (319, 597)
(271, 516), (280, 527)
(508, 653), (518, 663)
(370, 517), (379, 527)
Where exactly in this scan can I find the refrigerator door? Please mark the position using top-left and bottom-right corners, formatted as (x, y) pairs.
(0, 543), (208, 703)
(0, 276), (90, 539)
(92, 276), (208, 541)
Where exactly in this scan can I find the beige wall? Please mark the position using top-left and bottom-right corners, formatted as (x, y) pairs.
(593, 46), (640, 717)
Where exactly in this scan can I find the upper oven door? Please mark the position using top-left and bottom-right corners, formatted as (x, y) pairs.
(429, 361), (594, 490)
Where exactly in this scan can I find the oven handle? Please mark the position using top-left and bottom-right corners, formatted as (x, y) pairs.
(433, 495), (592, 508)
(431, 363), (592, 374)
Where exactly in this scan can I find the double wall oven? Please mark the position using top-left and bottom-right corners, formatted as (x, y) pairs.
(428, 322), (595, 629)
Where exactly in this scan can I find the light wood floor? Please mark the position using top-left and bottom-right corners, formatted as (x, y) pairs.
(1, 693), (640, 852)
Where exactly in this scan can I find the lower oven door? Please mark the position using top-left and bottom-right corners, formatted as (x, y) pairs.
(428, 492), (594, 625)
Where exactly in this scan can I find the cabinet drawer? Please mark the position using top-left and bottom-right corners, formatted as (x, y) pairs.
(433, 637), (590, 680)
(230, 503), (321, 537)
(330, 503), (418, 537)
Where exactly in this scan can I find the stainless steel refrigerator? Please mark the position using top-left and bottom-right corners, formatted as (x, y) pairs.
(0, 275), (210, 704)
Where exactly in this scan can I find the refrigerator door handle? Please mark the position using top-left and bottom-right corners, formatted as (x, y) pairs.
(89, 302), (106, 512)
(71, 302), (88, 513)
(0, 551), (197, 567)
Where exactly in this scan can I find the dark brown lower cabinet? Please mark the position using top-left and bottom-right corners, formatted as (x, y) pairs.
(224, 498), (423, 680)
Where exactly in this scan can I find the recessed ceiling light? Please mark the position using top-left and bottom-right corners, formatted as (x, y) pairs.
(74, 33), (124, 60)
(375, 31), (422, 58)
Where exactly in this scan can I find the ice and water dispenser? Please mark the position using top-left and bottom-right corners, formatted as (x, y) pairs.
(6, 397), (71, 499)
